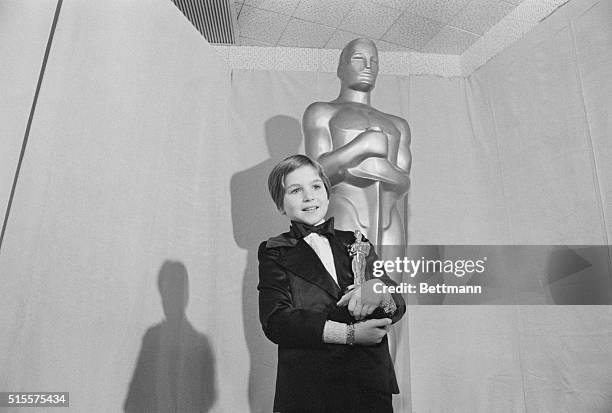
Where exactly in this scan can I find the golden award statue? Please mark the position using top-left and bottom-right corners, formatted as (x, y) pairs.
(349, 230), (370, 287)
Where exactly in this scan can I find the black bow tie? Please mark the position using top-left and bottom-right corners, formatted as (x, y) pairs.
(291, 218), (335, 239)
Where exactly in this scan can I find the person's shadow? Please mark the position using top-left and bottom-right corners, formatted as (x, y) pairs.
(124, 261), (216, 413)
(231, 115), (302, 413)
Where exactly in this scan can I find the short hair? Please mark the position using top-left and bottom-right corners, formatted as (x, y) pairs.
(267, 154), (331, 211)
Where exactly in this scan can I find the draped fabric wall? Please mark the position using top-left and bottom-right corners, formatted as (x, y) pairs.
(0, 0), (58, 230)
(0, 1), (247, 412)
(1, 0), (611, 412)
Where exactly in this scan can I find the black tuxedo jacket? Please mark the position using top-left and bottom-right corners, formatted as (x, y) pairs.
(257, 228), (405, 412)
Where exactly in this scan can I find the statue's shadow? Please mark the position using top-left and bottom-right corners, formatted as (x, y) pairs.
(231, 115), (302, 413)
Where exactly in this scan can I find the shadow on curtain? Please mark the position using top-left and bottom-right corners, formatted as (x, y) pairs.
(231, 115), (302, 413)
(124, 261), (216, 412)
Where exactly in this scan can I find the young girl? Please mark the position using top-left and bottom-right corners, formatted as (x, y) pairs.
(258, 154), (405, 413)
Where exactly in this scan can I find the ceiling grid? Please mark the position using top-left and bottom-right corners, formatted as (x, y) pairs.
(234, 0), (525, 54)
(172, 0), (571, 76)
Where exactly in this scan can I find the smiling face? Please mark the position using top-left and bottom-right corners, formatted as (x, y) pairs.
(282, 165), (329, 226)
(338, 38), (379, 92)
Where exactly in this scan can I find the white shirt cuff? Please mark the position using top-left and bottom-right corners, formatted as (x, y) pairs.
(322, 320), (347, 344)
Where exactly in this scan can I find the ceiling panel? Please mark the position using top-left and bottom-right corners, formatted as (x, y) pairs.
(237, 4), (290, 44)
(325, 29), (364, 49)
(383, 11), (445, 49)
(243, 0), (299, 15)
(292, 0), (354, 27)
(422, 25), (479, 54)
(450, 0), (516, 35)
(339, 0), (402, 39)
(404, 0), (472, 23)
(278, 18), (336, 48)
(377, 39), (417, 51)
(370, 0), (407, 10)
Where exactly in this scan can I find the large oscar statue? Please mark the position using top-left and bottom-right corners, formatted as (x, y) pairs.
(303, 38), (412, 410)
(303, 36), (412, 411)
(303, 38), (411, 265)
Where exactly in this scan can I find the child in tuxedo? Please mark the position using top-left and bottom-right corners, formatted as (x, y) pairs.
(258, 154), (405, 413)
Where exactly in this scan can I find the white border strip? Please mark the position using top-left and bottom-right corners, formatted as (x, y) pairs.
(211, 45), (462, 77)
(461, 0), (570, 75)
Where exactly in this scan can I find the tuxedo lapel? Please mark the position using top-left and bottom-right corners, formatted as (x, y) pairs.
(329, 235), (354, 288)
(276, 239), (341, 299)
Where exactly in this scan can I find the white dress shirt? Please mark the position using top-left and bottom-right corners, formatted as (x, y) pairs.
(300, 224), (346, 344)
(303, 232), (339, 286)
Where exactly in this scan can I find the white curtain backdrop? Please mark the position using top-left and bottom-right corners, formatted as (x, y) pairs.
(1, 0), (610, 412)
(0, 0), (57, 227)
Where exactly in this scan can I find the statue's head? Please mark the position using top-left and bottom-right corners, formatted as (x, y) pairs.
(337, 38), (379, 92)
